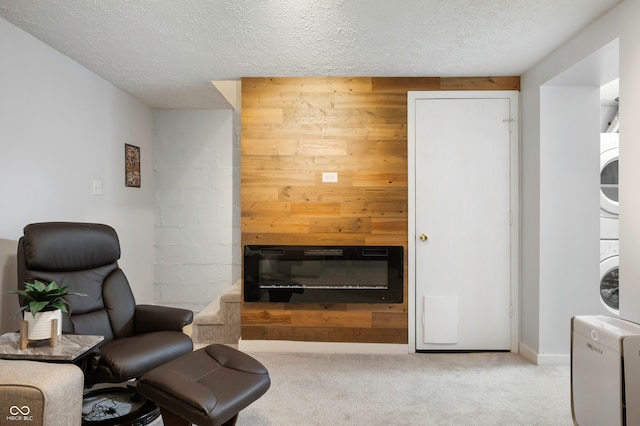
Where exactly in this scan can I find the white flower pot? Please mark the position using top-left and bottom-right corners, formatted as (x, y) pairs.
(23, 309), (62, 340)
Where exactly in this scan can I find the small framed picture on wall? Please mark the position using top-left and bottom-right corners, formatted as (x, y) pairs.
(125, 143), (141, 188)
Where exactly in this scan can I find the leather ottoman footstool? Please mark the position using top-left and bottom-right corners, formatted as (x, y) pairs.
(137, 344), (270, 426)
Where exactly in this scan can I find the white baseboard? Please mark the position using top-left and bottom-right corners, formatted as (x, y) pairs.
(519, 342), (570, 366)
(238, 339), (409, 355)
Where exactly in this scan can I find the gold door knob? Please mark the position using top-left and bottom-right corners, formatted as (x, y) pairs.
(419, 233), (428, 241)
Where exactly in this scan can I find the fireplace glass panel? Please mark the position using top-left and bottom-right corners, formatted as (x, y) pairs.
(260, 259), (388, 289)
(244, 245), (403, 303)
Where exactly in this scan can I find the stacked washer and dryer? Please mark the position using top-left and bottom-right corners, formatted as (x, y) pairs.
(570, 116), (624, 426)
(600, 128), (619, 315)
(571, 93), (630, 426)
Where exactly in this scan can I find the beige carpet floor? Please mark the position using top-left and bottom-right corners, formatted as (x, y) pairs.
(151, 350), (572, 425)
(238, 351), (572, 425)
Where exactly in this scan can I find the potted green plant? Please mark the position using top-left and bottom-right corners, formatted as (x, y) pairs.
(10, 280), (87, 340)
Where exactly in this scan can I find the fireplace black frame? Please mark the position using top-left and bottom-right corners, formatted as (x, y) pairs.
(243, 245), (403, 303)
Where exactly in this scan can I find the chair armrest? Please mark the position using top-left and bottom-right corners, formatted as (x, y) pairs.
(134, 304), (194, 334)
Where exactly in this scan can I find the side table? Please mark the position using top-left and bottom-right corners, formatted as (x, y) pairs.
(0, 332), (103, 362)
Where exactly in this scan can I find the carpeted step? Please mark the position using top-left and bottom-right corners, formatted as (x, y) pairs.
(191, 280), (241, 344)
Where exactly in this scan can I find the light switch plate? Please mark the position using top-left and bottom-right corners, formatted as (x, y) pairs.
(322, 172), (338, 183)
(92, 179), (103, 195)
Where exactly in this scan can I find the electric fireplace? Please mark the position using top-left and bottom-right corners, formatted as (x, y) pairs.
(243, 245), (403, 303)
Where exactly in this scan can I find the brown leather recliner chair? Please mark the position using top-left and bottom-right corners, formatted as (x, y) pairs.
(17, 222), (194, 386)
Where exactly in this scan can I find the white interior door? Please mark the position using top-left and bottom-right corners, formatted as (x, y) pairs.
(410, 92), (517, 351)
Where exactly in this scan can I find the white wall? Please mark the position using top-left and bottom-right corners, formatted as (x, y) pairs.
(538, 86), (601, 354)
(0, 17), (155, 331)
(154, 109), (239, 312)
(618, 0), (640, 325)
(520, 0), (639, 361)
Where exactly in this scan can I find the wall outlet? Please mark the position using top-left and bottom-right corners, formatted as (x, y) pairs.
(322, 172), (338, 183)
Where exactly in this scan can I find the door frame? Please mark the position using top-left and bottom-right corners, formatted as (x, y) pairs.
(407, 90), (520, 353)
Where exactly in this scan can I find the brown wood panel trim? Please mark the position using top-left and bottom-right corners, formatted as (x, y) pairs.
(242, 302), (406, 313)
(371, 76), (520, 93)
(241, 325), (408, 344)
(440, 76), (520, 91)
(372, 77), (441, 92)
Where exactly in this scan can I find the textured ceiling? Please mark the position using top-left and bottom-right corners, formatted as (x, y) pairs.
(0, 0), (622, 109)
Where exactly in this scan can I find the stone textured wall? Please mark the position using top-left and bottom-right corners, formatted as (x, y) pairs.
(153, 109), (238, 312)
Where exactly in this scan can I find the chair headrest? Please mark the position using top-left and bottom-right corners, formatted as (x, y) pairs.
(22, 222), (121, 271)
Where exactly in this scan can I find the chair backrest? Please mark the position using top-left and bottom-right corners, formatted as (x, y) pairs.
(17, 222), (136, 341)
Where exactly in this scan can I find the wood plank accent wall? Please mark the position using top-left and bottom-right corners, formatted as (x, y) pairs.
(241, 76), (520, 344)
